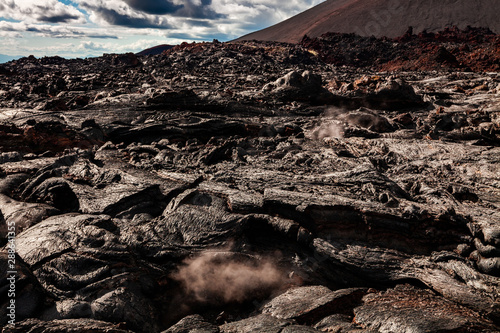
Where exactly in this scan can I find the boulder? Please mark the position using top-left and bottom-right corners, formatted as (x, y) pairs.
(261, 286), (366, 324)
(262, 71), (334, 104)
(0, 193), (60, 242)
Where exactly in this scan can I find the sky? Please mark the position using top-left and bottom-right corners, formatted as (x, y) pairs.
(0, 0), (324, 59)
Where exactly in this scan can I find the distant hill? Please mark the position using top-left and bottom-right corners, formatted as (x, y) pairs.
(136, 44), (174, 56)
(236, 0), (500, 43)
(0, 54), (23, 64)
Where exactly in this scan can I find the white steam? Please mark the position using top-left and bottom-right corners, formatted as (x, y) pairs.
(309, 107), (347, 140)
(171, 251), (291, 304)
(310, 119), (345, 140)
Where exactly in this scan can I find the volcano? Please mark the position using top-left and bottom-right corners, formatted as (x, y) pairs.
(236, 0), (500, 43)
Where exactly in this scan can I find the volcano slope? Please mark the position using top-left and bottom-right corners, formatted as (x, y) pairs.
(237, 0), (500, 42)
(0, 38), (499, 332)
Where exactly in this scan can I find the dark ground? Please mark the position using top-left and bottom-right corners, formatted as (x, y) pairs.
(0, 29), (499, 332)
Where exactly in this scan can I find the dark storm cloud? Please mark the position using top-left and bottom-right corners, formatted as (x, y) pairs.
(122, 0), (224, 19)
(77, 0), (225, 28)
(175, 0), (225, 19)
(185, 19), (215, 27)
(38, 13), (82, 23)
(122, 0), (183, 15)
(89, 6), (172, 29)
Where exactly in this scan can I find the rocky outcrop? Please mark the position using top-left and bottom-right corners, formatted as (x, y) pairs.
(261, 286), (367, 323)
(262, 70), (332, 104)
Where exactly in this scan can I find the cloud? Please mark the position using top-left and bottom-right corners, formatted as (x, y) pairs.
(0, 21), (118, 39)
(184, 19), (214, 27)
(1, 0), (325, 40)
(76, 0), (172, 29)
(122, 0), (183, 15)
(75, 0), (225, 29)
(174, 0), (225, 19)
(76, 0), (322, 31)
(37, 13), (82, 23)
(204, 0), (325, 39)
(0, 30), (21, 38)
(78, 40), (106, 51)
(0, 0), (328, 58)
(214, 0), (324, 27)
(147, 1), (326, 42)
(0, 0), (86, 23)
(90, 6), (173, 29)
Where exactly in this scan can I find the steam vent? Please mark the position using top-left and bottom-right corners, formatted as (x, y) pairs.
(1, 1), (500, 333)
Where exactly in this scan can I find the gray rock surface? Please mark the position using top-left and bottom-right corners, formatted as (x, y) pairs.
(163, 315), (219, 333)
(261, 286), (366, 323)
(219, 314), (291, 333)
(2, 318), (133, 332)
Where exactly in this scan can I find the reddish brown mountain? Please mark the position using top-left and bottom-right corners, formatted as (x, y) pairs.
(236, 0), (500, 43)
(137, 44), (174, 56)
